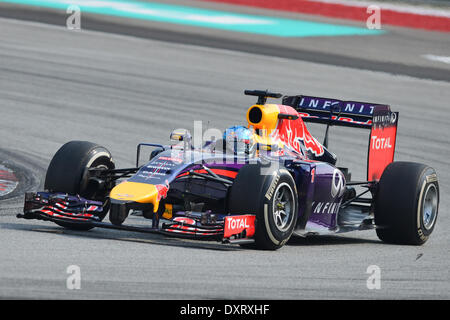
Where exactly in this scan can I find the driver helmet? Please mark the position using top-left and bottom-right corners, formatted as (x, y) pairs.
(223, 125), (255, 155)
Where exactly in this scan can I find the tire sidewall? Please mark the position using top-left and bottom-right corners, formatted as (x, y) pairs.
(45, 141), (114, 198)
(375, 162), (439, 245)
(256, 169), (298, 248)
(415, 168), (439, 243)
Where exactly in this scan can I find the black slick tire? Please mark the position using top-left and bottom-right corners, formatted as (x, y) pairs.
(228, 163), (298, 250)
(375, 161), (439, 245)
(44, 141), (115, 230)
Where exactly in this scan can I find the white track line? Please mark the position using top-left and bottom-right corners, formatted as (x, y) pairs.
(423, 54), (450, 64)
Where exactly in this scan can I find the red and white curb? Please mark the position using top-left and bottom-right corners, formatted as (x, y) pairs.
(200, 0), (450, 32)
(0, 164), (19, 197)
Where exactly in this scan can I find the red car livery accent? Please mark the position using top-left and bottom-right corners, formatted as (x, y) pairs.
(158, 156), (183, 163)
(173, 217), (196, 225)
(166, 217), (223, 236)
(40, 206), (95, 221)
(176, 168), (238, 179)
(274, 105), (324, 156)
(224, 215), (256, 238)
(155, 180), (170, 201)
(298, 112), (373, 127)
(367, 112), (398, 181)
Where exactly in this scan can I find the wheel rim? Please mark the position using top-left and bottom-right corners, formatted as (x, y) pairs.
(422, 184), (438, 230)
(272, 182), (294, 232)
(82, 162), (110, 200)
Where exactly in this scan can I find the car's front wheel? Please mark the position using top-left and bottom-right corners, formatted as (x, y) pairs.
(228, 164), (298, 250)
(44, 141), (115, 230)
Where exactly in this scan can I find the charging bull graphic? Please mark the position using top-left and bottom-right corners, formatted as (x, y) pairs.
(155, 180), (170, 201)
(273, 105), (325, 157)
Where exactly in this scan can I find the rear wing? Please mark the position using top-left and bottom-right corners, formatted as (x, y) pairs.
(282, 95), (398, 181)
(282, 95), (391, 129)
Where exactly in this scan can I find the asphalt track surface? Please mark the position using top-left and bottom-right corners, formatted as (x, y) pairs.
(0, 3), (449, 300)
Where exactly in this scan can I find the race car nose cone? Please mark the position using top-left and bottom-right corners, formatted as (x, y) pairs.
(110, 181), (168, 212)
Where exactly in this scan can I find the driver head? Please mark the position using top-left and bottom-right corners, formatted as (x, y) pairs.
(223, 125), (255, 155)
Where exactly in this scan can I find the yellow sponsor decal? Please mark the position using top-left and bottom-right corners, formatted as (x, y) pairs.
(162, 203), (173, 220)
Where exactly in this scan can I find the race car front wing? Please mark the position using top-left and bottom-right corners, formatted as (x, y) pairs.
(18, 192), (256, 245)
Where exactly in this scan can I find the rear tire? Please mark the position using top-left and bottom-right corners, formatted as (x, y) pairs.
(375, 161), (439, 245)
(44, 141), (115, 230)
(228, 164), (298, 250)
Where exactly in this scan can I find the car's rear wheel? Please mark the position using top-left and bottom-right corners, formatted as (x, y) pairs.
(45, 141), (115, 230)
(374, 161), (439, 245)
(228, 164), (298, 250)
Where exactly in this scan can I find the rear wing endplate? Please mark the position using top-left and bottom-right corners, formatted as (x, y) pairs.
(367, 110), (399, 181)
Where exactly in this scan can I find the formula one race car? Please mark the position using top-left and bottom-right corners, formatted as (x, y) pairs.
(19, 90), (440, 250)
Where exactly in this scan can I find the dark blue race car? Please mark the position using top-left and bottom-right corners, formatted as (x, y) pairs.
(19, 90), (440, 250)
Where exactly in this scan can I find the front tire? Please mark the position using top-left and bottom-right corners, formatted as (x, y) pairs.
(44, 141), (115, 230)
(228, 164), (298, 250)
(374, 161), (439, 245)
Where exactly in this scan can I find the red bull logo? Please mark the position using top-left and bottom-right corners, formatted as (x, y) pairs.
(155, 180), (170, 201)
